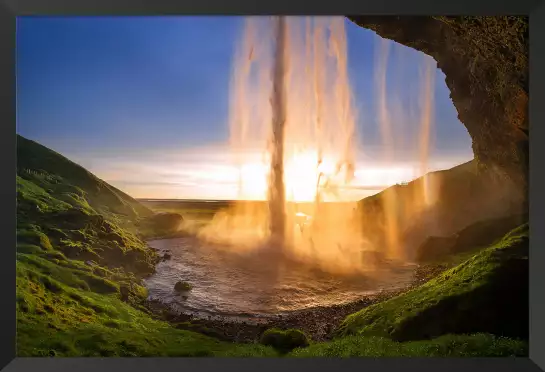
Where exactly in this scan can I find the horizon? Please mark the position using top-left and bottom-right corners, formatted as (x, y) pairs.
(16, 16), (474, 201)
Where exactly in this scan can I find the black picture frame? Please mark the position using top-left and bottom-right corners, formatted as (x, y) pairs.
(2, 1), (544, 371)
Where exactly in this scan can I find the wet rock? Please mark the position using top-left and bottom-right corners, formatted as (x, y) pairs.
(163, 253), (172, 260)
(174, 281), (192, 292)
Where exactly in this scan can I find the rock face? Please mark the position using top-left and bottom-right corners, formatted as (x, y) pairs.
(357, 160), (527, 260)
(348, 16), (528, 189)
(415, 213), (527, 262)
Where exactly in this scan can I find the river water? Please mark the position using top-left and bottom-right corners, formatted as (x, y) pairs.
(143, 236), (416, 320)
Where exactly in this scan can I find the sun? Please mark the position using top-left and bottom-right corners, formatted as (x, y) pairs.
(285, 151), (331, 202)
(235, 150), (349, 203)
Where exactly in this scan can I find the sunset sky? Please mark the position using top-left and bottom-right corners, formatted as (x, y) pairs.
(16, 16), (474, 201)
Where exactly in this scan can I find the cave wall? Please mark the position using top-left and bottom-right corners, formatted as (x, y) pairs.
(348, 16), (529, 189)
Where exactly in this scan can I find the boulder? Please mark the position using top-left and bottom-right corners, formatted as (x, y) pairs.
(174, 281), (192, 292)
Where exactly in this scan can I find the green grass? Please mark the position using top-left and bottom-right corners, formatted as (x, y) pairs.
(16, 252), (277, 357)
(15, 134), (529, 358)
(17, 135), (151, 219)
(17, 168), (158, 276)
(337, 224), (529, 342)
(289, 333), (527, 357)
(260, 328), (311, 354)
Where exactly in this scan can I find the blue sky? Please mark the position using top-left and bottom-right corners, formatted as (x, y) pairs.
(16, 16), (473, 200)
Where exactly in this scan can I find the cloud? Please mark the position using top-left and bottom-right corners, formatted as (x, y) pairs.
(67, 145), (473, 200)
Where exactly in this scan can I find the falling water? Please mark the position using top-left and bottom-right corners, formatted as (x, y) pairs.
(417, 57), (436, 208)
(197, 14), (445, 273)
(145, 17), (451, 315)
(268, 17), (288, 246)
(375, 38), (400, 259)
(371, 37), (438, 260)
(199, 16), (363, 273)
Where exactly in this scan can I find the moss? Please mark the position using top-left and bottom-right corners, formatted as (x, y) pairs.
(15, 135), (279, 357)
(260, 328), (311, 353)
(336, 224), (528, 341)
(17, 135), (152, 218)
(17, 165), (159, 276)
(16, 254), (277, 357)
(18, 230), (53, 251)
(75, 272), (120, 294)
(16, 134), (529, 358)
(174, 281), (193, 291)
(289, 333), (527, 357)
(17, 244), (43, 255)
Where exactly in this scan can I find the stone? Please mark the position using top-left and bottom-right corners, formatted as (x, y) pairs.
(174, 281), (192, 292)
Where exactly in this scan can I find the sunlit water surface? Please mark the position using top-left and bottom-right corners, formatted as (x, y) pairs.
(144, 237), (416, 319)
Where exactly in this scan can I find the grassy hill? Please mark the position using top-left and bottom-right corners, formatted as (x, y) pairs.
(17, 135), (152, 219)
(336, 223), (528, 342)
(15, 134), (275, 356)
(357, 160), (527, 260)
(17, 135), (156, 275)
(15, 135), (528, 357)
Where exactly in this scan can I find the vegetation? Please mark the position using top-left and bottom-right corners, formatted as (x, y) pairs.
(16, 134), (528, 357)
(415, 213), (526, 262)
(289, 333), (527, 357)
(16, 135), (275, 357)
(260, 328), (311, 354)
(336, 224), (528, 342)
(16, 252), (277, 357)
(174, 281), (193, 291)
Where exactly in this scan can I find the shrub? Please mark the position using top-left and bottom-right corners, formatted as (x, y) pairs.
(259, 328), (310, 353)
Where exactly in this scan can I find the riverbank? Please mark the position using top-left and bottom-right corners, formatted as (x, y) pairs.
(143, 262), (446, 343)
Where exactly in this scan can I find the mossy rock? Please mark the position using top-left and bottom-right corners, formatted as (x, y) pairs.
(174, 281), (192, 292)
(259, 328), (310, 353)
(17, 229), (53, 251)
